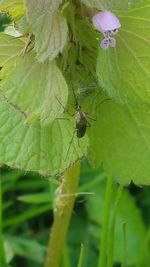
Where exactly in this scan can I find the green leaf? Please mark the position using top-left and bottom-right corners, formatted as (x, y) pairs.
(0, 33), (24, 66)
(0, 98), (88, 176)
(25, 0), (68, 62)
(18, 193), (52, 204)
(0, 0), (25, 19)
(81, 0), (140, 11)
(96, 0), (150, 105)
(34, 11), (68, 62)
(1, 52), (68, 125)
(17, 15), (30, 35)
(86, 93), (150, 185)
(4, 240), (14, 264)
(3, 204), (52, 228)
(25, 0), (62, 21)
(86, 181), (146, 266)
(5, 236), (46, 263)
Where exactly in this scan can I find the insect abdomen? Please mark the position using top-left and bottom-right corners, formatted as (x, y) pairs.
(76, 121), (87, 138)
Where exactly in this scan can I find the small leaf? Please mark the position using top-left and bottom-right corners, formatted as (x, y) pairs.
(96, 0), (150, 105)
(18, 193), (52, 204)
(1, 52), (68, 125)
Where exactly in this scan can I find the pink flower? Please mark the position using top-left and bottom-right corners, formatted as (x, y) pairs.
(92, 11), (121, 49)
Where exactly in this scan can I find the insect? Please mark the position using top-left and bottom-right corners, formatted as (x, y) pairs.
(65, 89), (95, 160)
(73, 89), (93, 139)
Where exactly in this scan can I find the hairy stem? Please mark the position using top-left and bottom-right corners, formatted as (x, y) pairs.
(44, 161), (80, 267)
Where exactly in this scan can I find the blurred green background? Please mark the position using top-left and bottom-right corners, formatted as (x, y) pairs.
(1, 162), (150, 267)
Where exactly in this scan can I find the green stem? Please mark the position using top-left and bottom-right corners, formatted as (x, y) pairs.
(98, 177), (113, 267)
(121, 222), (127, 267)
(44, 161), (81, 267)
(107, 185), (123, 267)
(62, 243), (71, 267)
(77, 244), (84, 267)
(0, 175), (6, 265)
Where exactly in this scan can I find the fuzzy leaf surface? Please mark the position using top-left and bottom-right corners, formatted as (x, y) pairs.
(0, 98), (88, 175)
(1, 52), (68, 125)
(81, 0), (140, 11)
(25, 0), (62, 21)
(25, 0), (68, 62)
(0, 33), (24, 66)
(86, 93), (150, 185)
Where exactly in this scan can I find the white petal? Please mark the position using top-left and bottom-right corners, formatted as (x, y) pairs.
(100, 38), (110, 50)
(109, 37), (116, 47)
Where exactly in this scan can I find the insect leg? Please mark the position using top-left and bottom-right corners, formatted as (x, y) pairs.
(55, 96), (74, 117)
(85, 114), (96, 121)
(86, 121), (91, 127)
(65, 130), (76, 161)
(55, 96), (67, 112)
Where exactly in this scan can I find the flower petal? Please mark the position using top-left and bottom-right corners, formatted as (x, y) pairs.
(92, 11), (121, 32)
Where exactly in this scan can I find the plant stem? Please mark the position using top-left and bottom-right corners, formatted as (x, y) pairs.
(44, 161), (80, 267)
(107, 185), (123, 267)
(121, 222), (127, 267)
(77, 243), (84, 267)
(98, 177), (113, 267)
(0, 175), (6, 265)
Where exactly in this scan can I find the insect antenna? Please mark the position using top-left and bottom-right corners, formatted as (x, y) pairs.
(72, 87), (78, 106)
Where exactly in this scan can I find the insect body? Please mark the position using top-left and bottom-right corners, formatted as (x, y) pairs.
(75, 104), (88, 138)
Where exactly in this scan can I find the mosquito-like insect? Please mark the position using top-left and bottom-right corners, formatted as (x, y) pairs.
(65, 89), (96, 160)
(56, 89), (110, 160)
(73, 89), (95, 138)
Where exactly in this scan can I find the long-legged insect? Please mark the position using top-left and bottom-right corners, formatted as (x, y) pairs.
(65, 89), (96, 160)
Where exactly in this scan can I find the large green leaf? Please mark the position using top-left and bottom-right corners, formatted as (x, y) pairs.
(96, 0), (150, 105)
(81, 0), (140, 11)
(0, 97), (88, 175)
(86, 181), (146, 266)
(86, 92), (150, 185)
(25, 0), (68, 62)
(1, 52), (68, 125)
